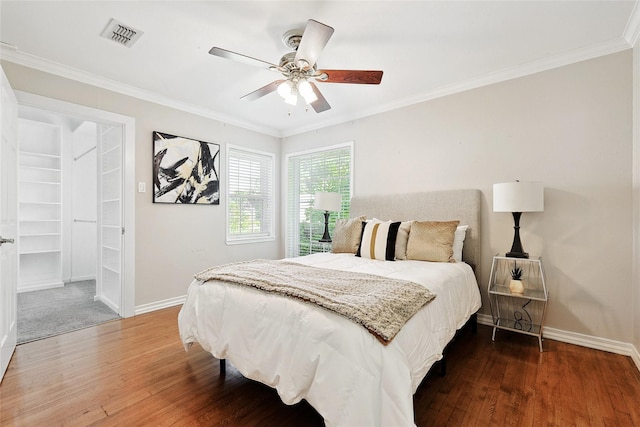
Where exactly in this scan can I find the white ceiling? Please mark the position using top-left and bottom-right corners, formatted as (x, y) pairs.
(1, 1), (639, 137)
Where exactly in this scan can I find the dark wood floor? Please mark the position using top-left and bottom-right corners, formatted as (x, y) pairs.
(2, 306), (639, 426)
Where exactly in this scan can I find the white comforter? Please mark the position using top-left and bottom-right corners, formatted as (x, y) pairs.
(178, 253), (481, 427)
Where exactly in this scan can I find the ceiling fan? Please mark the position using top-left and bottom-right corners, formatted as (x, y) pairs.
(209, 19), (383, 113)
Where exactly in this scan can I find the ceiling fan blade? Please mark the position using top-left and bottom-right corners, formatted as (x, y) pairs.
(294, 19), (334, 70)
(240, 80), (286, 101)
(315, 70), (383, 84)
(309, 82), (331, 113)
(209, 47), (279, 70)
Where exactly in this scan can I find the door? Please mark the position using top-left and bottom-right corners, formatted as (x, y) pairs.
(0, 65), (18, 382)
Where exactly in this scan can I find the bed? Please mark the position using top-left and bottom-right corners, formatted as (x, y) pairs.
(178, 189), (482, 427)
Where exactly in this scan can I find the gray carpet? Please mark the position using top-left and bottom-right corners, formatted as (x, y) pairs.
(17, 280), (120, 344)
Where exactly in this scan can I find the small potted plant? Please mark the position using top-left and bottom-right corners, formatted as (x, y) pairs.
(509, 263), (525, 294)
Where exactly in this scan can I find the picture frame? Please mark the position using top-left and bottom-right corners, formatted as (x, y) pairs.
(152, 131), (220, 204)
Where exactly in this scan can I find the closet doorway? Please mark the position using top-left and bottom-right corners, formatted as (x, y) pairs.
(14, 92), (135, 343)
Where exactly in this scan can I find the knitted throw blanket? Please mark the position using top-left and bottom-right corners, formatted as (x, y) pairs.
(195, 259), (436, 344)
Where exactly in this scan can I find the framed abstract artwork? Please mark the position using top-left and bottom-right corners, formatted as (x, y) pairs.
(153, 131), (220, 204)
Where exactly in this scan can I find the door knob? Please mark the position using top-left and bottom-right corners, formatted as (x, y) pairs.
(0, 236), (15, 246)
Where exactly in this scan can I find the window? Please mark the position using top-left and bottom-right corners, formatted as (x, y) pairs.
(226, 145), (275, 244)
(286, 142), (353, 257)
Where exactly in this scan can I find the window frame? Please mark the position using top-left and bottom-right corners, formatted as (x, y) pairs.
(226, 143), (275, 245)
(284, 141), (354, 258)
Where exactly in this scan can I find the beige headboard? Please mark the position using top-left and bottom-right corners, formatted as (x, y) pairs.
(349, 189), (481, 269)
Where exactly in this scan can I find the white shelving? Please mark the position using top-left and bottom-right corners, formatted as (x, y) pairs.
(97, 124), (122, 311)
(17, 119), (64, 292)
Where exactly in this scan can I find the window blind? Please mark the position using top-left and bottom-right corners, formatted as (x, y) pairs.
(286, 143), (352, 257)
(227, 145), (274, 243)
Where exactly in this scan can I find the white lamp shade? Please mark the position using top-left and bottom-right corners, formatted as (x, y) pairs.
(315, 192), (342, 212)
(493, 181), (544, 212)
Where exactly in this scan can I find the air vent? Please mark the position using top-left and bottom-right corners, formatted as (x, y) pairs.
(100, 18), (143, 47)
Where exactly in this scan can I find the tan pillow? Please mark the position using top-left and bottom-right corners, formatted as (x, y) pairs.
(395, 221), (413, 260)
(331, 216), (366, 254)
(406, 220), (460, 262)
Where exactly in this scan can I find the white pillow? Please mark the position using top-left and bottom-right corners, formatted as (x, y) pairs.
(453, 225), (468, 263)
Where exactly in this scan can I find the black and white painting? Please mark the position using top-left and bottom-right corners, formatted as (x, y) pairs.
(153, 131), (220, 204)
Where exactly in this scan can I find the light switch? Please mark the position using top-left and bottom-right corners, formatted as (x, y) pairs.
(138, 182), (146, 193)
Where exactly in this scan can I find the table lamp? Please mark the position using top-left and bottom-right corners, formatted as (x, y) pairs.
(314, 192), (342, 243)
(493, 181), (544, 258)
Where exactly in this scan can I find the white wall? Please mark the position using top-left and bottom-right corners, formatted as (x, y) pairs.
(1, 60), (281, 308)
(283, 51), (634, 344)
(70, 121), (97, 282)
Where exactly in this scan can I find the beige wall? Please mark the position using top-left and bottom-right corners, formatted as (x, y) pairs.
(282, 51), (634, 343)
(1, 61), (281, 307)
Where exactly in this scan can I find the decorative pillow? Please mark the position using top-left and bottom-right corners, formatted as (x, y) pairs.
(356, 221), (401, 261)
(453, 225), (469, 263)
(406, 220), (460, 263)
(372, 218), (413, 260)
(331, 216), (367, 254)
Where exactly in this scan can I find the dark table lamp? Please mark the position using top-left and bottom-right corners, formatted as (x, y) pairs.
(493, 181), (544, 258)
(314, 192), (342, 243)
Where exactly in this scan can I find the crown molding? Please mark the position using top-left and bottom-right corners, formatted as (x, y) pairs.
(624, 1), (640, 46)
(283, 37), (632, 137)
(1, 36), (632, 140)
(0, 44), (282, 138)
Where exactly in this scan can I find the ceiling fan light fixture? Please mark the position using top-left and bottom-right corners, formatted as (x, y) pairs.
(298, 80), (317, 104)
(284, 87), (298, 106)
(277, 80), (293, 99)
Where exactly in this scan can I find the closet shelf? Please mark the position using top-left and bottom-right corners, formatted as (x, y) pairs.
(19, 180), (61, 185)
(20, 249), (62, 255)
(19, 201), (62, 206)
(102, 145), (120, 156)
(102, 265), (120, 274)
(20, 151), (61, 159)
(102, 167), (121, 176)
(20, 165), (60, 172)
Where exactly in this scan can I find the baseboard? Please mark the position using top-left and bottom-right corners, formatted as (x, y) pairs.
(631, 344), (640, 372)
(18, 281), (64, 293)
(66, 275), (96, 283)
(477, 313), (640, 373)
(135, 295), (185, 315)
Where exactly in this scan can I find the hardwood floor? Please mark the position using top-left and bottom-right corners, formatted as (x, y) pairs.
(2, 306), (639, 426)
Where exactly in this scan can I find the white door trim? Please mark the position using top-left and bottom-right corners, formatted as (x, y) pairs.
(15, 91), (136, 318)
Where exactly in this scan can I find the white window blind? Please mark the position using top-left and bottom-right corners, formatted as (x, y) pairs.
(286, 143), (353, 257)
(227, 145), (274, 244)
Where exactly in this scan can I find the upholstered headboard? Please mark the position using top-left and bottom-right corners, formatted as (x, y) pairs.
(349, 189), (481, 269)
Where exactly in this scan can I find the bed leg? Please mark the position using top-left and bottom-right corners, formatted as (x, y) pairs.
(220, 358), (226, 375)
(439, 358), (446, 377)
(471, 312), (477, 334)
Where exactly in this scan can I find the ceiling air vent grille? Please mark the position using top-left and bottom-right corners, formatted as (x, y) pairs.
(101, 18), (143, 47)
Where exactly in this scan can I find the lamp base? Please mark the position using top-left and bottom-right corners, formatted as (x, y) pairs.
(319, 210), (332, 243)
(506, 212), (529, 259)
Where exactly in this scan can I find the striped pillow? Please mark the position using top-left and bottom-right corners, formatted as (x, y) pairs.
(356, 221), (401, 261)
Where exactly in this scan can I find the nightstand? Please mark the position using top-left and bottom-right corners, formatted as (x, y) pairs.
(488, 255), (548, 352)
